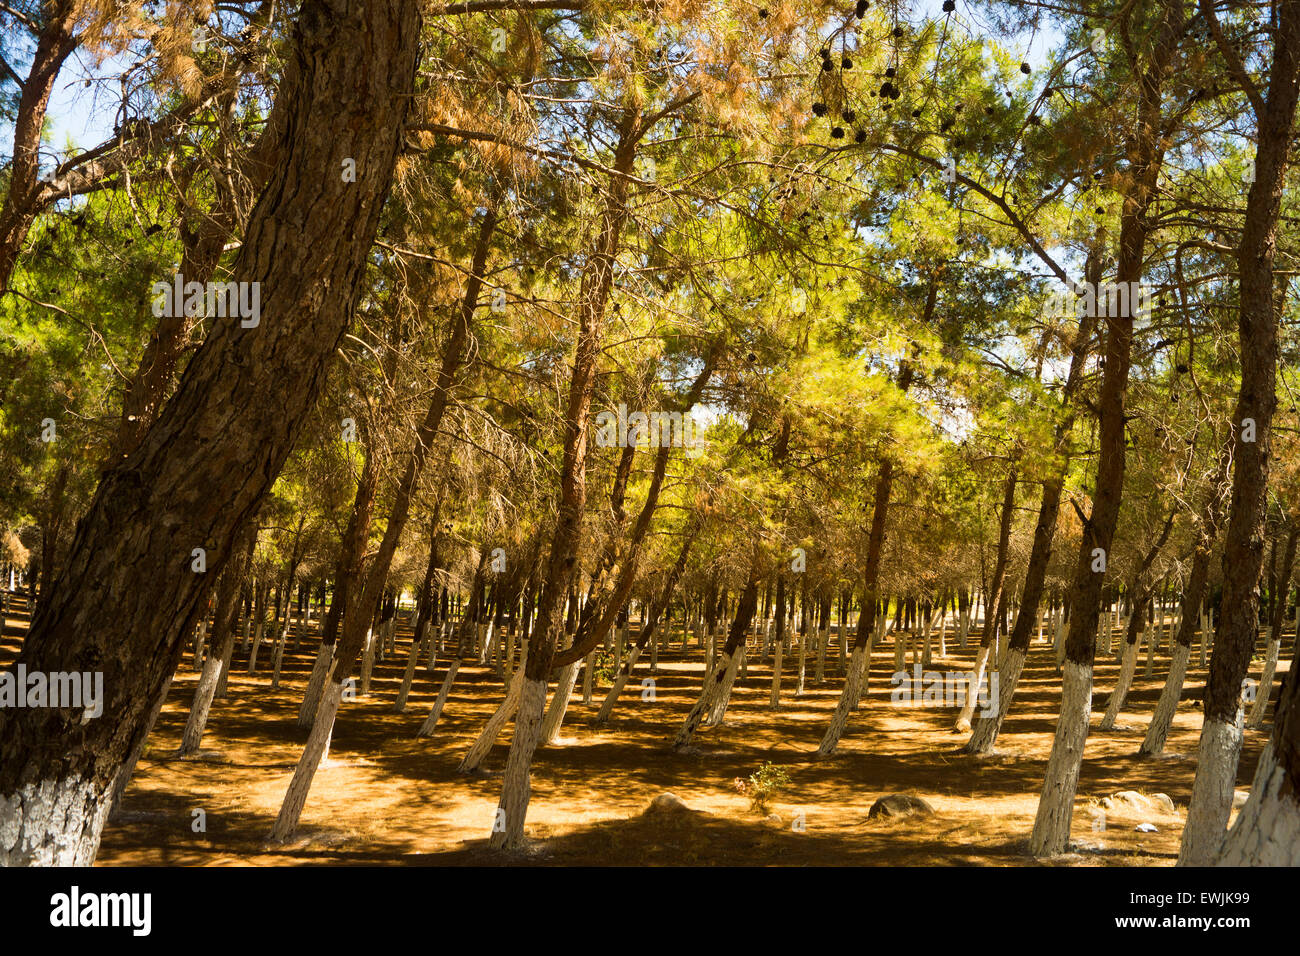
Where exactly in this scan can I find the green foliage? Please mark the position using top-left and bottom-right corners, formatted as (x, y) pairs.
(734, 762), (791, 814)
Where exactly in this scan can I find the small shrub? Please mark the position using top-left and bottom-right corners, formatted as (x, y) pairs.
(733, 761), (790, 813)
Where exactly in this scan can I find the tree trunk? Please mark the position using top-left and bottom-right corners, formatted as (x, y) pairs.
(1100, 608), (1146, 730)
(595, 521), (701, 725)
(417, 660), (461, 737)
(1140, 436), (1233, 755)
(1248, 527), (1297, 728)
(179, 529), (254, 755)
(1179, 0), (1300, 867)
(956, 470), (1017, 732)
(1028, 1), (1179, 856)
(0, 0), (421, 866)
(818, 359), (919, 756)
(674, 575), (759, 750)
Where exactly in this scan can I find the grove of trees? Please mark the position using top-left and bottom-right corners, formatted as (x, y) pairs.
(1, 0), (1298, 866)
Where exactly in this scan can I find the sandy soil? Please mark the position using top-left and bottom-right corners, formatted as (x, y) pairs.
(0, 601), (1277, 865)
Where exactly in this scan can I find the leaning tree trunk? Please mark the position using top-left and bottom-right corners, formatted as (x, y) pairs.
(487, 112), (645, 853)
(963, 245), (1102, 754)
(539, 356), (715, 743)
(674, 576), (760, 750)
(179, 529), (255, 755)
(1179, 0), (1300, 867)
(1028, 1), (1178, 856)
(818, 358), (918, 756)
(1140, 435), (1232, 755)
(1248, 527), (1298, 729)
(270, 206), (497, 843)
(417, 660), (461, 737)
(539, 443), (639, 743)
(301, 446), (380, 727)
(0, 0), (420, 866)
(1140, 554), (1210, 755)
(1216, 614), (1300, 864)
(1100, 606), (1147, 730)
(596, 521), (701, 725)
(956, 470), (1017, 732)
(396, 530), (443, 714)
(1097, 518), (1177, 731)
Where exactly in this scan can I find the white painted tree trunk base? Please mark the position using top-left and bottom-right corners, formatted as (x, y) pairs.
(1139, 642), (1190, 756)
(1247, 639), (1281, 729)
(0, 775), (115, 866)
(1215, 741), (1300, 865)
(769, 636), (783, 709)
(817, 644), (869, 757)
(360, 628), (376, 696)
(214, 641), (236, 699)
(458, 669), (524, 773)
(704, 648), (743, 727)
(297, 643), (333, 728)
(489, 677), (547, 850)
(595, 644), (644, 724)
(1178, 713), (1244, 866)
(954, 643), (992, 733)
(1029, 660), (1092, 857)
(964, 645), (1026, 755)
(417, 660), (460, 737)
(179, 651), (224, 756)
(269, 681), (344, 843)
(270, 618), (291, 690)
(581, 649), (594, 705)
(247, 628), (265, 673)
(796, 633), (809, 696)
(674, 653), (733, 750)
(394, 632), (424, 713)
(1100, 640), (1140, 730)
(539, 661), (580, 745)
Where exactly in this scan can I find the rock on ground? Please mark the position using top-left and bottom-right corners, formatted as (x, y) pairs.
(868, 794), (934, 819)
(644, 792), (694, 816)
(1100, 790), (1176, 815)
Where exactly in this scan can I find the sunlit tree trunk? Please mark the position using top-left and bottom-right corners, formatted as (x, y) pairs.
(180, 530), (255, 755)
(1029, 1), (1179, 857)
(1180, 0), (1300, 867)
(0, 0), (420, 865)
(1248, 527), (1297, 728)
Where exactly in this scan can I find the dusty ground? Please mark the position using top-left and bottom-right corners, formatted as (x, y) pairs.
(0, 600), (1278, 866)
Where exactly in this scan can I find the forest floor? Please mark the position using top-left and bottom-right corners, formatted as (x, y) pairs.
(1, 604), (1278, 866)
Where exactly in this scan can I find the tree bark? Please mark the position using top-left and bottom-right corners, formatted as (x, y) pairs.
(1248, 527), (1297, 728)
(1180, 0), (1300, 867)
(0, 0), (79, 293)
(490, 111), (645, 850)
(0, 0), (422, 866)
(964, 243), (1102, 753)
(1028, 0), (1182, 857)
